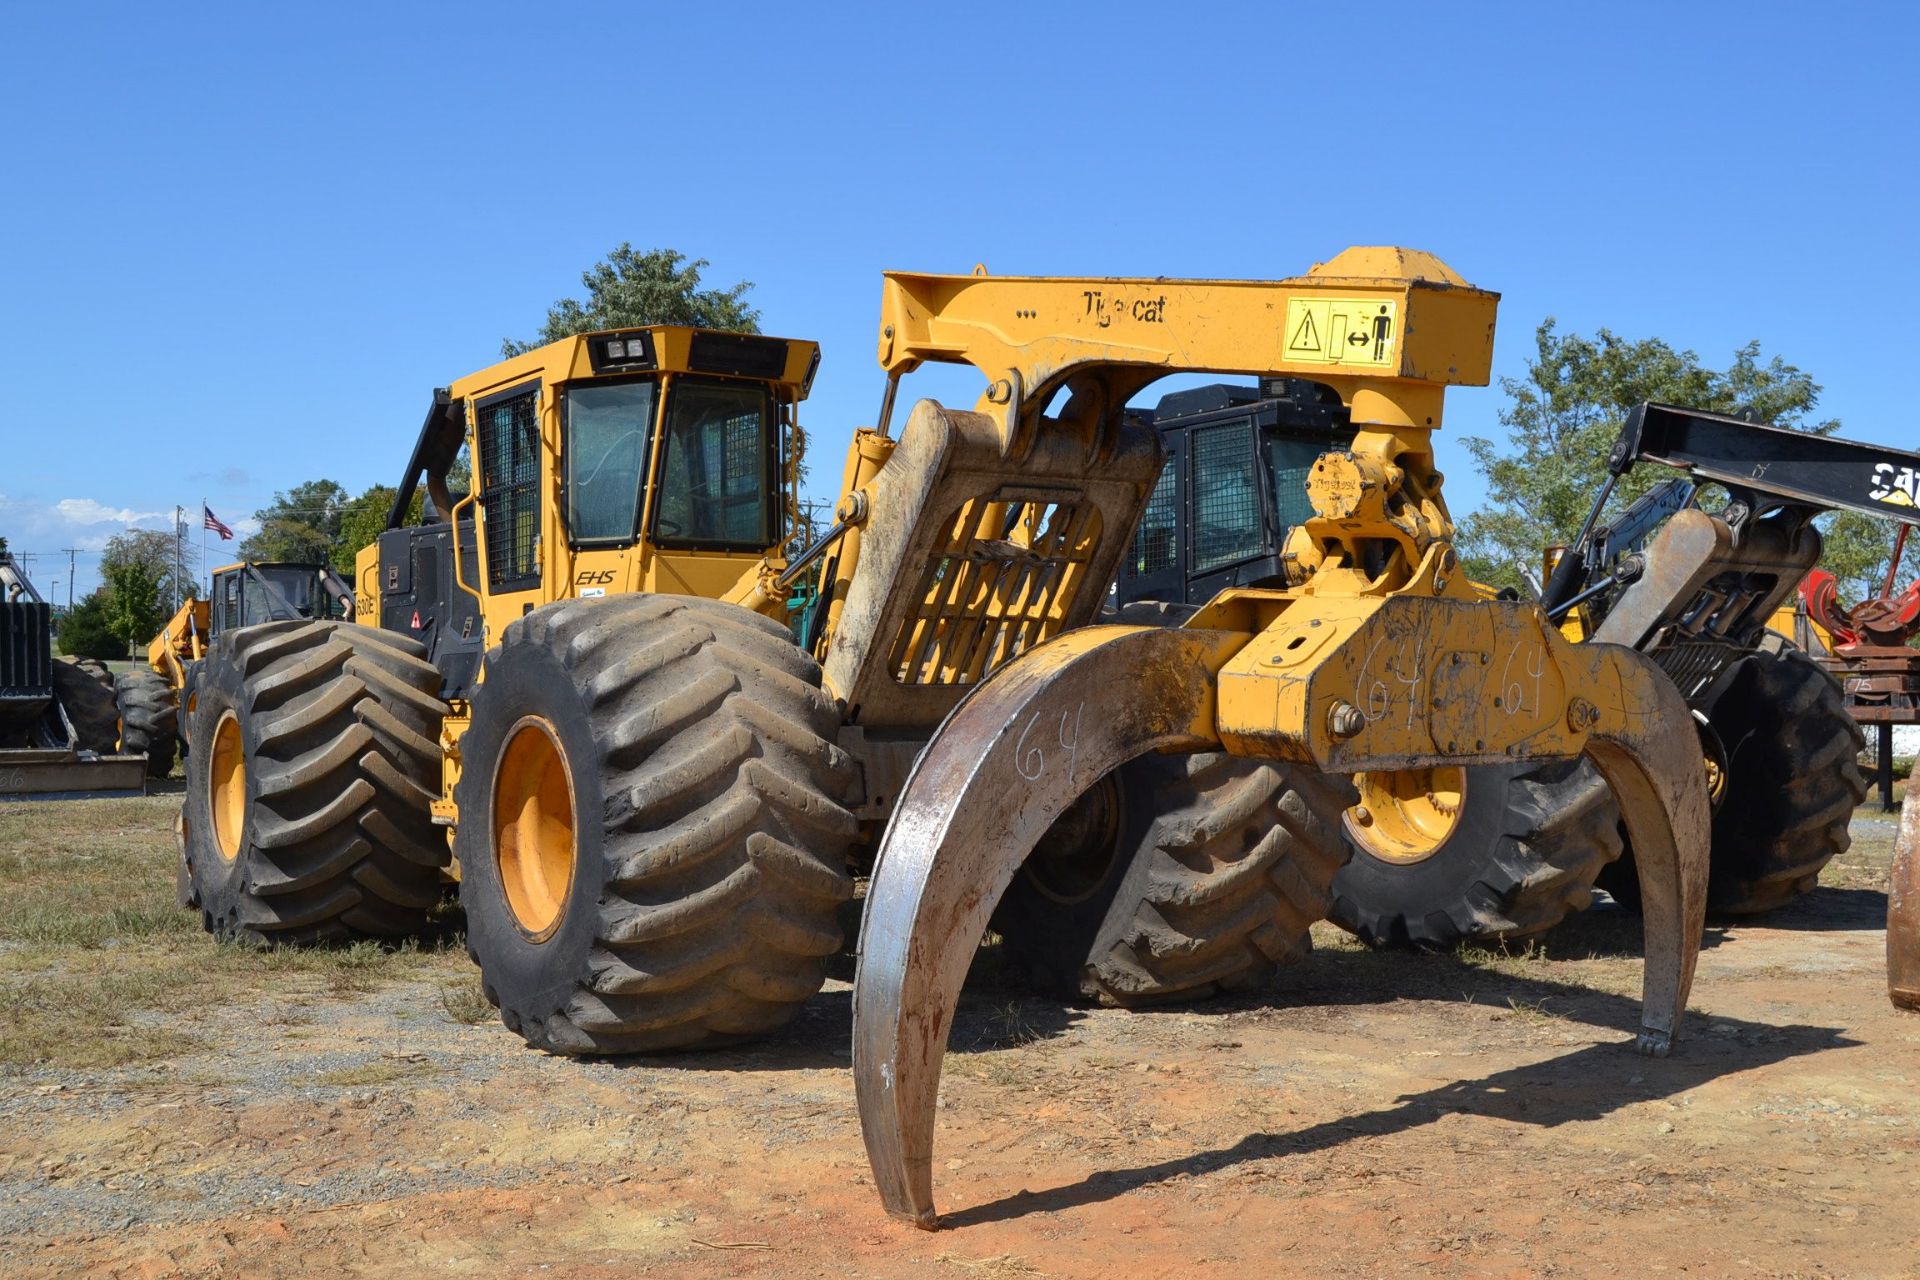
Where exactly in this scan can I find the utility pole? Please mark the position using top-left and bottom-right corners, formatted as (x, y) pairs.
(62, 547), (77, 610)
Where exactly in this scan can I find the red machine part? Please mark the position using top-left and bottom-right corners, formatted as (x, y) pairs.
(1800, 525), (1920, 651)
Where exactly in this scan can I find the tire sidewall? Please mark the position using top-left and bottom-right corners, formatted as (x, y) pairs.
(182, 641), (258, 935)
(454, 636), (610, 1043)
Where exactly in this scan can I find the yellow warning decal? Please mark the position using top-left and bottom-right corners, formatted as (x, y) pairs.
(1282, 296), (1399, 369)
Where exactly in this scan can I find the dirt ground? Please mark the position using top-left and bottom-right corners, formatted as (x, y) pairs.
(1, 787), (1916, 1279)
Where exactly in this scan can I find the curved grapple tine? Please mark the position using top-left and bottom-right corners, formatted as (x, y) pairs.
(1571, 643), (1712, 1056)
(852, 624), (1243, 1227)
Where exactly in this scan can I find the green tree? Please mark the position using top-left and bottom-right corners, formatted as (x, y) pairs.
(1458, 320), (1909, 598)
(239, 479), (349, 565)
(503, 245), (759, 357)
(333, 483), (423, 574)
(101, 528), (199, 617)
(57, 589), (122, 659)
(101, 557), (163, 653)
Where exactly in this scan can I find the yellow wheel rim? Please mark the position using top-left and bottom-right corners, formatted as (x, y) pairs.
(209, 710), (247, 862)
(1345, 766), (1467, 865)
(493, 717), (577, 942)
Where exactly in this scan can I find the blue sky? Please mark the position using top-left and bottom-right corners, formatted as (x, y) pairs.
(1, 2), (1913, 601)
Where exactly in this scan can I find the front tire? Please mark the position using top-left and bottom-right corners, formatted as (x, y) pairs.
(1328, 760), (1623, 949)
(181, 621), (448, 944)
(995, 752), (1356, 1005)
(455, 595), (858, 1056)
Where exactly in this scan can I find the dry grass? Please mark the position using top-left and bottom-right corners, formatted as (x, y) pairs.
(0, 795), (469, 1069)
(313, 1059), (440, 1088)
(437, 976), (494, 1025)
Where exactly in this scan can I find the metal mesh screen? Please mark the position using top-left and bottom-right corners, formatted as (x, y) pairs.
(1130, 463), (1179, 576)
(1191, 421), (1260, 572)
(477, 389), (541, 589)
(888, 494), (1102, 686)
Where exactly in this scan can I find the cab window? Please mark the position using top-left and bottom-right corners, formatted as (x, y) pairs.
(564, 379), (657, 544)
(652, 379), (776, 549)
(1191, 418), (1261, 572)
(1264, 429), (1324, 535)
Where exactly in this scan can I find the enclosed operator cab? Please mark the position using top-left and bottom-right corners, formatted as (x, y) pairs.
(205, 562), (351, 641)
(360, 326), (820, 704)
(1116, 377), (1353, 609)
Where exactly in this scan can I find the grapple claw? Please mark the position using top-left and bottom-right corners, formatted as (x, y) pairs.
(851, 625), (1710, 1226)
(851, 625), (1242, 1226)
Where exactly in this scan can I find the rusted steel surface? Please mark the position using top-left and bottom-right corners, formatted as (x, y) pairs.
(851, 624), (1709, 1227)
(1889, 783), (1920, 1011)
(1568, 641), (1711, 1053)
(852, 624), (1240, 1228)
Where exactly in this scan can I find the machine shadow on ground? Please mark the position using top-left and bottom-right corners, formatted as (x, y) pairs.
(937, 1013), (1854, 1228)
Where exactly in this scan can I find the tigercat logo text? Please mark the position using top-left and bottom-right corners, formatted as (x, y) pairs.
(1869, 463), (1920, 508)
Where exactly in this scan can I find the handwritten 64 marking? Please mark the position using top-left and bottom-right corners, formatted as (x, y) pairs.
(1013, 702), (1085, 782)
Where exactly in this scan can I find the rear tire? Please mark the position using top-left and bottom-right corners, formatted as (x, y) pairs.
(181, 621), (449, 944)
(1600, 648), (1866, 915)
(995, 752), (1356, 1005)
(455, 595), (858, 1055)
(43, 657), (120, 753)
(1328, 760), (1623, 948)
(116, 669), (180, 777)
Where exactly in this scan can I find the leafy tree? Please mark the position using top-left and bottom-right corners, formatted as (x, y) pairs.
(239, 480), (349, 565)
(101, 558), (164, 653)
(333, 484), (423, 574)
(101, 528), (199, 617)
(503, 245), (759, 357)
(1458, 321), (1909, 598)
(57, 590), (122, 659)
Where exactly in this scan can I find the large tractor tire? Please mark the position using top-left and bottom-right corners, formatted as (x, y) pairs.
(994, 752), (1356, 1006)
(116, 669), (180, 777)
(1327, 760), (1623, 949)
(181, 620), (449, 944)
(43, 657), (120, 753)
(1600, 647), (1866, 915)
(454, 595), (859, 1056)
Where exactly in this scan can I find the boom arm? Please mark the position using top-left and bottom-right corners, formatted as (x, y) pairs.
(875, 247), (1497, 453)
(1544, 404), (1920, 614)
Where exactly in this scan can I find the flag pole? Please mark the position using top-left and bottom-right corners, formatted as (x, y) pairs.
(173, 505), (182, 612)
(200, 497), (207, 596)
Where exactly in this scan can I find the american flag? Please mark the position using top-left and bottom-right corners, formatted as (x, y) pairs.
(203, 504), (234, 541)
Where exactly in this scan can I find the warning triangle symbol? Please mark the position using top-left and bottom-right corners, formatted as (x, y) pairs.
(1289, 311), (1322, 353)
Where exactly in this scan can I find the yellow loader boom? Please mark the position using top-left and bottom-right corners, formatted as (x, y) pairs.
(145, 596), (209, 690)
